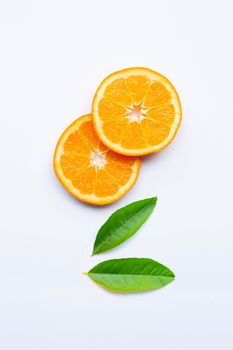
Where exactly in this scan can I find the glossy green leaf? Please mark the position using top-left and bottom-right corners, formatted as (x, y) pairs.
(86, 258), (175, 293)
(92, 197), (157, 255)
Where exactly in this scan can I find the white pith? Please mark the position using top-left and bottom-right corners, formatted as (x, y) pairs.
(128, 103), (144, 122)
(90, 150), (107, 169)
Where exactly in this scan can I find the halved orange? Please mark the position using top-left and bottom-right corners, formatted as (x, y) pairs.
(53, 114), (141, 205)
(92, 67), (182, 156)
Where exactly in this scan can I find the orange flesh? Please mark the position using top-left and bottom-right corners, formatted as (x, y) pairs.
(93, 67), (182, 155)
(54, 115), (141, 205)
(99, 79), (172, 146)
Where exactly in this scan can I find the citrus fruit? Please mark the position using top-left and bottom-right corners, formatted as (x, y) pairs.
(92, 67), (182, 156)
(53, 114), (141, 205)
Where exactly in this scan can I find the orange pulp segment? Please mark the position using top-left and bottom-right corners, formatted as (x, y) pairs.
(92, 67), (182, 156)
(53, 114), (141, 205)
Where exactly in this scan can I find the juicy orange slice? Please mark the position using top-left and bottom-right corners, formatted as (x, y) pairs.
(53, 114), (141, 205)
(92, 67), (182, 156)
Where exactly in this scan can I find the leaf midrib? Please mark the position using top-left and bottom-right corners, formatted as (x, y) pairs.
(88, 273), (174, 278)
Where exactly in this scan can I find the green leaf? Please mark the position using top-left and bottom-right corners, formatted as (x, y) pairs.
(86, 258), (175, 293)
(92, 197), (157, 255)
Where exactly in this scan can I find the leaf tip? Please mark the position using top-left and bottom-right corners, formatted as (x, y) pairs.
(145, 196), (158, 206)
(91, 248), (99, 256)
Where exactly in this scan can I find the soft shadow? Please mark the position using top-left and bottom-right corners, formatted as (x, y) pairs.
(141, 131), (184, 165)
(141, 146), (173, 165)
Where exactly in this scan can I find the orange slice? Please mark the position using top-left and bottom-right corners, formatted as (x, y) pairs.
(53, 114), (141, 205)
(92, 67), (182, 156)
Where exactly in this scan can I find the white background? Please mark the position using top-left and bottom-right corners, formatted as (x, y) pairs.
(0, 0), (233, 349)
